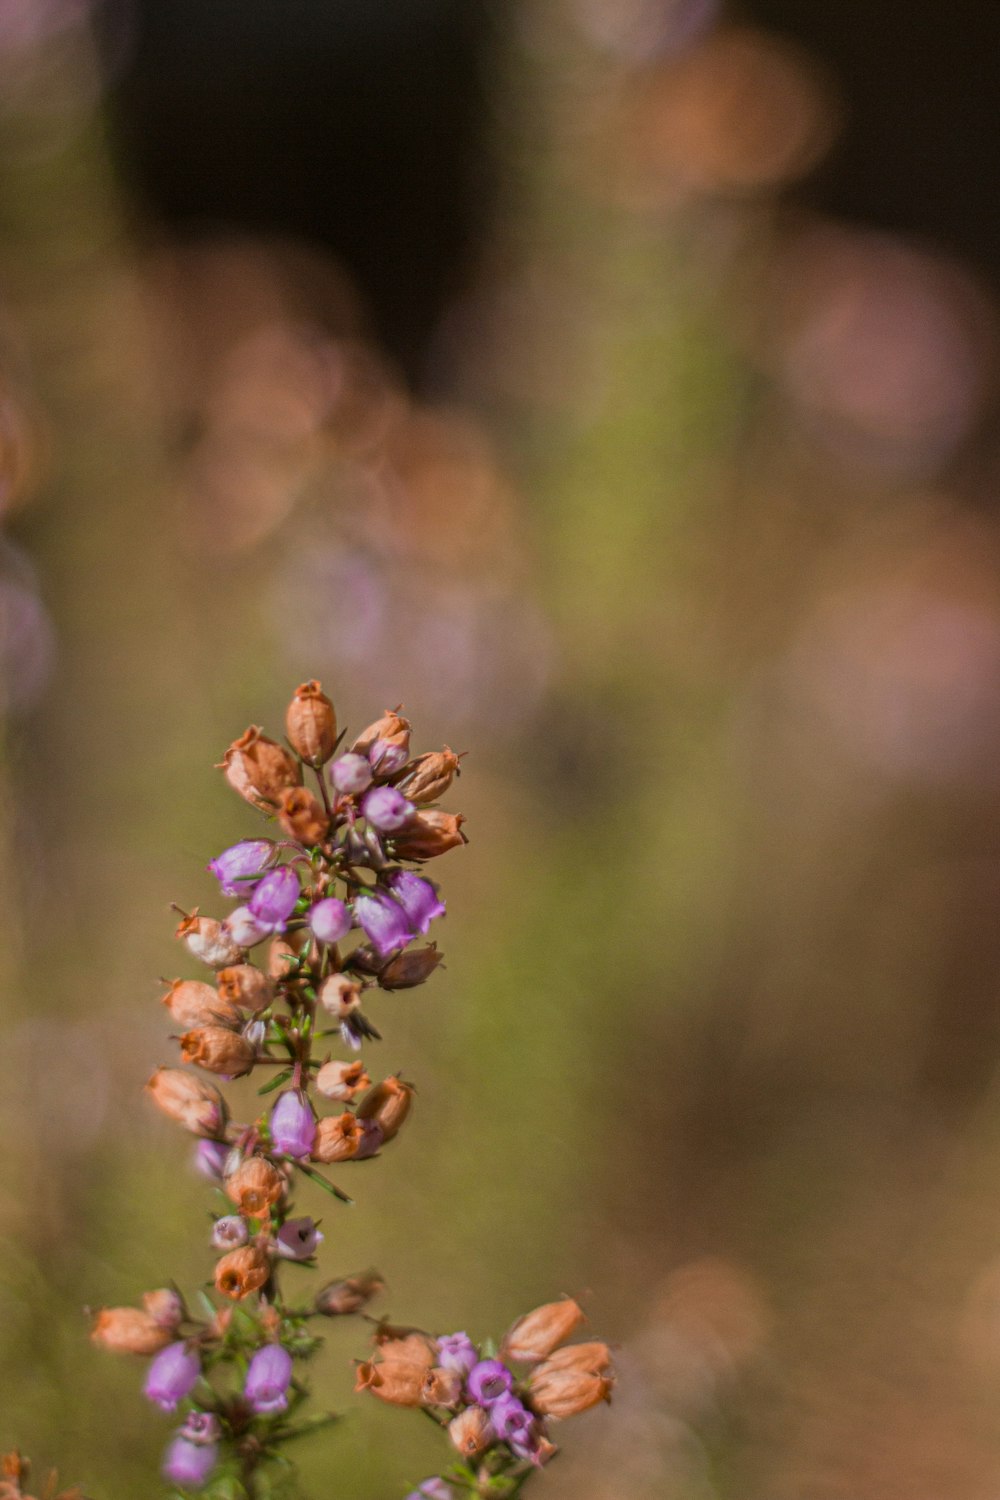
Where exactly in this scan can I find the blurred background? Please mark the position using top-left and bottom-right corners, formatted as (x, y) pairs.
(3, 0), (1000, 1495)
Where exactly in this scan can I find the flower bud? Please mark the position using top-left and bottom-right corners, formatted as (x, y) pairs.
(214, 1242), (272, 1300)
(392, 811), (467, 860)
(91, 1306), (173, 1355)
(500, 1299), (586, 1365)
(275, 1216), (324, 1261)
(421, 1367), (463, 1407)
(217, 726), (302, 810)
(142, 1288), (184, 1329)
(384, 870), (445, 934)
(269, 1090), (316, 1158)
(179, 1412), (220, 1446)
(318, 973), (362, 1019)
(194, 1140), (229, 1180)
(314, 1269), (384, 1317)
(362, 786), (414, 833)
(146, 1068), (227, 1138)
(447, 1406), (494, 1459)
(276, 786), (330, 845)
(315, 1058), (370, 1101)
(144, 1341), (201, 1411)
(225, 1155), (285, 1216)
(378, 944), (443, 990)
(527, 1343), (614, 1419)
(351, 708), (410, 757)
(211, 1216), (249, 1251)
(223, 905), (269, 949)
(354, 889), (414, 957)
(162, 979), (240, 1030)
(179, 1026), (255, 1077)
(207, 840), (276, 897)
(437, 1332), (478, 1377)
(407, 1480), (456, 1500)
(401, 746), (463, 805)
(355, 1358), (425, 1406)
(247, 867), (300, 934)
(370, 739), (409, 775)
(356, 1076), (413, 1141)
(217, 964), (274, 1012)
(162, 1436), (217, 1490)
(245, 1343), (294, 1413)
(330, 752), (373, 795)
(311, 1111), (363, 1163)
(175, 912), (244, 969)
(309, 897), (352, 946)
(286, 680), (337, 765)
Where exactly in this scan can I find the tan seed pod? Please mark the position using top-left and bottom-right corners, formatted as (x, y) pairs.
(225, 1155), (285, 1216)
(354, 1358), (426, 1406)
(311, 1112), (363, 1163)
(318, 973), (362, 1018)
(528, 1343), (614, 1419)
(276, 785), (330, 844)
(175, 912), (244, 969)
(351, 708), (410, 756)
(314, 1269), (385, 1316)
(214, 1243), (272, 1301)
(217, 726), (302, 810)
(400, 746), (463, 805)
(268, 935), (304, 980)
(315, 1058), (371, 1101)
(286, 680), (337, 765)
(392, 811), (466, 860)
(356, 1076), (413, 1141)
(375, 1329), (438, 1368)
(378, 945), (442, 991)
(141, 1288), (184, 1329)
(217, 964), (274, 1012)
(179, 1026), (255, 1077)
(501, 1298), (587, 1365)
(90, 1306), (173, 1356)
(421, 1367), (463, 1407)
(162, 978), (240, 1030)
(145, 1068), (227, 1137)
(448, 1406), (495, 1459)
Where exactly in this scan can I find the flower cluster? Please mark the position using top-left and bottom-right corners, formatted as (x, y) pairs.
(89, 679), (611, 1499)
(358, 1300), (613, 1497)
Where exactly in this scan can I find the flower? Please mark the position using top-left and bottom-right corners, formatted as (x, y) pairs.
(207, 840), (275, 897)
(90, 1306), (173, 1355)
(143, 1342), (201, 1411)
(269, 1090), (316, 1159)
(224, 905), (270, 949)
(161, 1436), (217, 1490)
(436, 1332), (478, 1378)
(467, 1359), (514, 1406)
(193, 1140), (229, 1180)
(214, 1243), (271, 1300)
(361, 786), (414, 833)
(315, 1058), (370, 1101)
(179, 1412), (220, 1446)
(244, 1344), (294, 1414)
(211, 1216), (249, 1251)
(527, 1343), (614, 1419)
(330, 752), (373, 795)
(285, 680), (337, 765)
(275, 1216), (324, 1261)
(225, 1156), (285, 1216)
(447, 1405), (494, 1459)
(384, 870), (445, 934)
(354, 889), (414, 957)
(248, 867), (300, 934)
(406, 1481), (456, 1500)
(490, 1393), (536, 1448)
(146, 1068), (227, 1138)
(501, 1298), (586, 1364)
(309, 897), (352, 945)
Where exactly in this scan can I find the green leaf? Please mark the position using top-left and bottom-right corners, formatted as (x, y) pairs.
(258, 1068), (293, 1096)
(298, 1163), (354, 1203)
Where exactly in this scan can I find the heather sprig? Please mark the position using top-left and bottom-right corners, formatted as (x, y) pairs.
(90, 679), (612, 1498)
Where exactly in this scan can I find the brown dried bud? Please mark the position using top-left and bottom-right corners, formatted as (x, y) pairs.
(354, 1358), (425, 1407)
(392, 811), (467, 860)
(400, 746), (463, 805)
(179, 1025), (255, 1077)
(217, 725), (302, 810)
(268, 935), (305, 980)
(448, 1406), (495, 1459)
(286, 680), (338, 765)
(378, 944), (443, 990)
(90, 1306), (173, 1355)
(162, 978), (240, 1030)
(351, 707), (410, 757)
(344, 945), (383, 977)
(311, 1112), (363, 1163)
(225, 1155), (286, 1216)
(141, 1288), (184, 1330)
(315, 1058), (371, 1101)
(528, 1343), (614, 1419)
(421, 1367), (463, 1407)
(217, 964), (275, 1012)
(276, 785), (330, 844)
(175, 912), (244, 969)
(375, 1329), (438, 1368)
(146, 1067), (227, 1137)
(314, 1269), (385, 1317)
(318, 973), (362, 1018)
(214, 1242), (272, 1301)
(356, 1075), (413, 1141)
(501, 1298), (587, 1365)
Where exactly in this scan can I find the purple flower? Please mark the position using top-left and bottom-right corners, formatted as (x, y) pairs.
(370, 739), (409, 775)
(467, 1359), (514, 1406)
(207, 839), (275, 897)
(330, 752), (373, 795)
(437, 1332), (478, 1378)
(361, 785), (414, 833)
(354, 889), (415, 957)
(309, 897), (352, 945)
(211, 1215), (248, 1251)
(354, 1119), (384, 1159)
(491, 1393), (535, 1447)
(144, 1341), (201, 1411)
(385, 870), (445, 934)
(179, 1411), (220, 1445)
(162, 1436), (217, 1489)
(248, 867), (300, 934)
(275, 1216), (324, 1260)
(270, 1090), (316, 1158)
(193, 1139), (228, 1180)
(224, 904), (269, 949)
(245, 1343), (294, 1414)
(406, 1483), (456, 1500)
